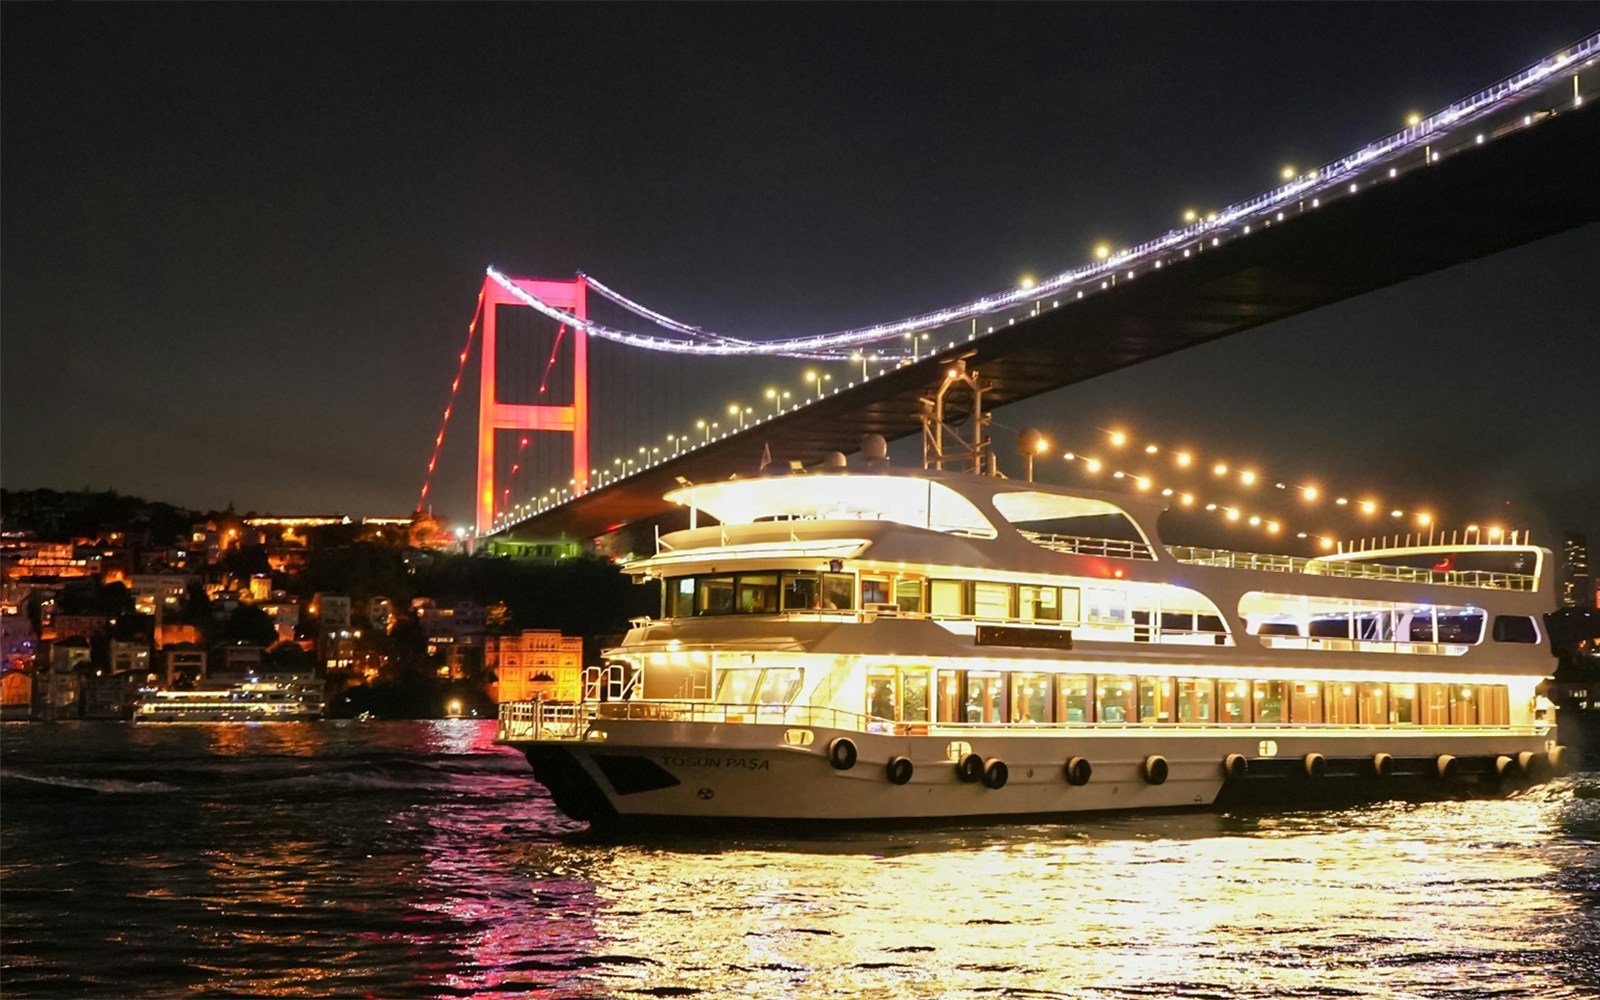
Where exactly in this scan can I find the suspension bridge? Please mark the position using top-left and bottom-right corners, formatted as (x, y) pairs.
(420, 36), (1600, 546)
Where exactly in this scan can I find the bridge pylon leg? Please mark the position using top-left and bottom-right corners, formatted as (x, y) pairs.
(475, 275), (589, 535)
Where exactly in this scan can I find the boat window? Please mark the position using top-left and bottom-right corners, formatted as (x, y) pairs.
(714, 668), (761, 704)
(666, 577), (695, 618)
(697, 576), (735, 616)
(820, 573), (855, 610)
(964, 672), (1006, 723)
(1085, 588), (1128, 625)
(894, 577), (925, 613)
(1390, 684), (1418, 724)
(930, 580), (967, 616)
(1097, 675), (1135, 723)
(1055, 674), (1092, 722)
(867, 668), (897, 720)
(781, 573), (819, 611)
(974, 582), (1013, 619)
(1254, 680), (1287, 723)
(1176, 678), (1215, 723)
(1010, 672), (1051, 722)
(1437, 610), (1485, 644)
(1450, 685), (1479, 725)
(1324, 683), (1358, 725)
(755, 669), (802, 705)
(1359, 682), (1388, 724)
(1492, 615), (1539, 643)
(1060, 587), (1082, 625)
(1480, 685), (1510, 725)
(1407, 608), (1437, 642)
(937, 670), (963, 722)
(1138, 677), (1172, 722)
(861, 575), (892, 607)
(901, 668), (931, 723)
(1219, 680), (1250, 723)
(1421, 683), (1450, 725)
(1291, 682), (1323, 724)
(738, 575), (779, 614)
(1019, 585), (1059, 621)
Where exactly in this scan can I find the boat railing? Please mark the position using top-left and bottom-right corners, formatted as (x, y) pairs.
(1019, 530), (1155, 561)
(497, 699), (873, 741)
(1167, 545), (1537, 590)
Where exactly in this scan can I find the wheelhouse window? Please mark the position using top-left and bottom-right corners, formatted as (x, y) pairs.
(820, 573), (855, 610)
(715, 667), (801, 706)
(861, 575), (892, 607)
(782, 573), (819, 611)
(697, 576), (735, 616)
(930, 580), (967, 616)
(973, 582), (1013, 620)
(738, 575), (778, 614)
(1019, 585), (1060, 621)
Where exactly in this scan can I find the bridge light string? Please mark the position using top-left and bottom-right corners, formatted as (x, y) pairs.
(417, 288), (484, 512)
(483, 36), (1595, 367)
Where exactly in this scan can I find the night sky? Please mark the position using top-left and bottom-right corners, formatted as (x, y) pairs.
(4, 5), (1596, 549)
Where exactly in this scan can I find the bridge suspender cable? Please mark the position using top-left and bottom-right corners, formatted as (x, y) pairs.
(417, 287), (485, 512)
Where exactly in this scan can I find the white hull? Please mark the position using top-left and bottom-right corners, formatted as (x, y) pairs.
(509, 720), (1559, 825)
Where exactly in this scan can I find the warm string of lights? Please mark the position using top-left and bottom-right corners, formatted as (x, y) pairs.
(417, 289), (484, 512)
(1048, 425), (1524, 552)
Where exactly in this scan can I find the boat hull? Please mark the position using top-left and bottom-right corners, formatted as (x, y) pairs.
(506, 720), (1560, 828)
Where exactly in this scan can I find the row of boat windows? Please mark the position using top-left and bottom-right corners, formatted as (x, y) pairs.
(662, 572), (1540, 649)
(714, 666), (1512, 727)
(664, 571), (1188, 629)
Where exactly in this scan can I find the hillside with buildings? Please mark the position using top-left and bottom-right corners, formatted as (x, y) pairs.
(1, 489), (651, 720)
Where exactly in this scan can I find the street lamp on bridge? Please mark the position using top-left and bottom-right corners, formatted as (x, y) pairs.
(804, 370), (832, 401)
(728, 403), (752, 429)
(765, 387), (791, 413)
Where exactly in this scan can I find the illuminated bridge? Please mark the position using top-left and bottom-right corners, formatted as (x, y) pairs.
(418, 36), (1600, 546)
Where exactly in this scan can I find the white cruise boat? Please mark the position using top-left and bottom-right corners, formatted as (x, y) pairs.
(135, 674), (325, 723)
(497, 465), (1564, 827)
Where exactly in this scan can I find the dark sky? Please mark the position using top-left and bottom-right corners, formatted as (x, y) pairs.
(3, 5), (1596, 549)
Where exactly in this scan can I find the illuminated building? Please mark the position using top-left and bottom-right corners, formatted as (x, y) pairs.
(491, 629), (583, 704)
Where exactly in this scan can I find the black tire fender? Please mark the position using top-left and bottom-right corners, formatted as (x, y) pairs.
(1303, 752), (1326, 779)
(885, 755), (914, 785)
(827, 737), (857, 771)
(1222, 753), (1249, 780)
(1371, 752), (1394, 779)
(981, 758), (1008, 790)
(1142, 754), (1169, 785)
(1064, 756), (1093, 786)
(956, 752), (984, 783)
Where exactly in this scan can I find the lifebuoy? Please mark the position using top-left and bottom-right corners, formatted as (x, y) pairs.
(982, 758), (1009, 790)
(1064, 756), (1093, 786)
(1303, 752), (1326, 779)
(1142, 755), (1169, 785)
(827, 737), (858, 771)
(956, 752), (984, 783)
(1371, 752), (1393, 779)
(885, 755), (914, 785)
(1222, 753), (1249, 780)
(1494, 755), (1519, 781)
(1436, 753), (1458, 782)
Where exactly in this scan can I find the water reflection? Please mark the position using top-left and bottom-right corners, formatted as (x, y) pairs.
(3, 722), (1598, 998)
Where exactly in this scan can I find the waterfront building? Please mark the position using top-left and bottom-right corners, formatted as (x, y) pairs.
(491, 629), (583, 703)
(1561, 533), (1593, 608)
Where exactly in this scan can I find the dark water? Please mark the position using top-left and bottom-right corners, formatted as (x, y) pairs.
(4, 721), (1599, 999)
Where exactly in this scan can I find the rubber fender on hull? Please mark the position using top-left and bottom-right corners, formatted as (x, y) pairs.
(1371, 752), (1394, 779)
(1494, 755), (1520, 781)
(1222, 753), (1249, 780)
(982, 758), (1009, 790)
(885, 755), (914, 785)
(1142, 755), (1169, 785)
(827, 737), (857, 771)
(1303, 752), (1326, 779)
(1436, 753), (1458, 782)
(1549, 745), (1569, 778)
(1064, 756), (1093, 786)
(1517, 750), (1538, 778)
(955, 753), (984, 783)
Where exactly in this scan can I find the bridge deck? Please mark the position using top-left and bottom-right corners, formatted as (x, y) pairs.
(495, 101), (1599, 542)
